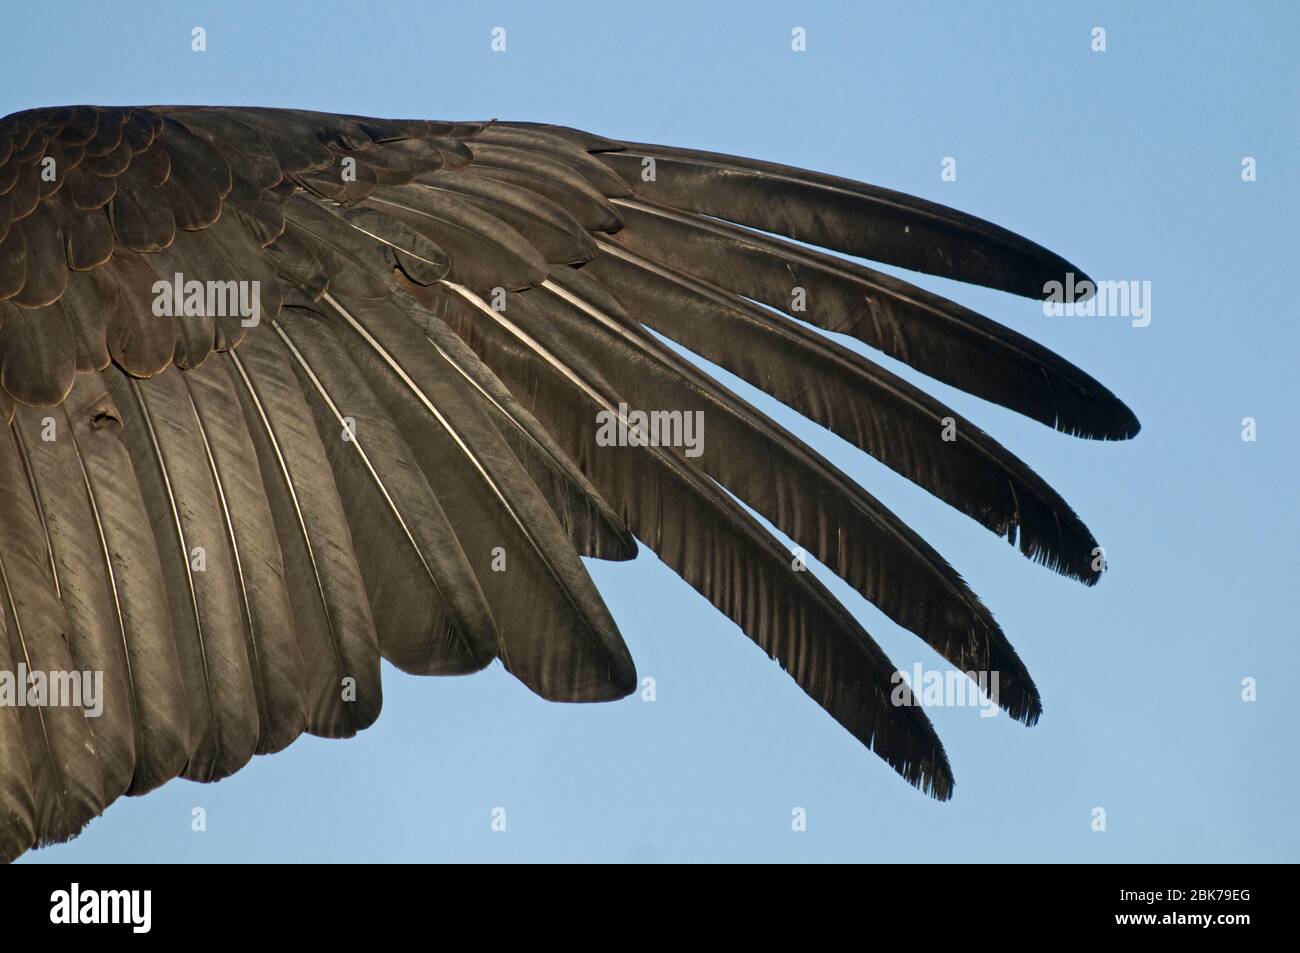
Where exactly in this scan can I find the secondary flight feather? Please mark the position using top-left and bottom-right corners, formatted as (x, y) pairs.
(0, 105), (1138, 862)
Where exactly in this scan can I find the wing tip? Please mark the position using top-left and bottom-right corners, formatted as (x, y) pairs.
(1052, 393), (1142, 443)
(1007, 687), (1045, 727)
(904, 747), (955, 802)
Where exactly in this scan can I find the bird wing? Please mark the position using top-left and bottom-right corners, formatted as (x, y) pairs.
(0, 106), (1137, 861)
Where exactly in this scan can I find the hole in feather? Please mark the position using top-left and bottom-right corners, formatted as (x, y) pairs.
(89, 410), (120, 431)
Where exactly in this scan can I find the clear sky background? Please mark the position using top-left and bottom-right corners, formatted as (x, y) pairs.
(7, 1), (1297, 862)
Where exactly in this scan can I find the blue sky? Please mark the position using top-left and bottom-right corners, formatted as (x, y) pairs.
(7, 0), (1297, 862)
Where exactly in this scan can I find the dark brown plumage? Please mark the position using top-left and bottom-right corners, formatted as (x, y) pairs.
(0, 105), (1138, 862)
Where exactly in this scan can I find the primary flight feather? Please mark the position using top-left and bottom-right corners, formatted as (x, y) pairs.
(0, 105), (1138, 861)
